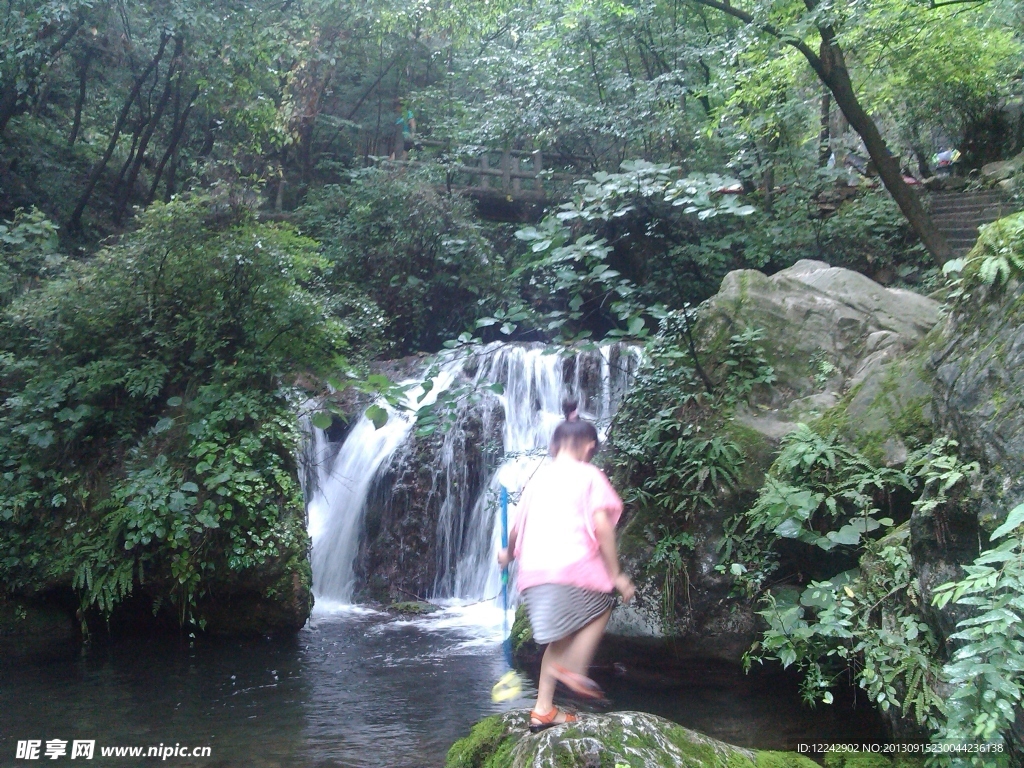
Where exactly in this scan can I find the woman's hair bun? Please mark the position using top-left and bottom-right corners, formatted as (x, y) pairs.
(561, 396), (579, 421)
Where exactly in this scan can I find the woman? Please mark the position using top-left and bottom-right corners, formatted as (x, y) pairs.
(498, 417), (635, 732)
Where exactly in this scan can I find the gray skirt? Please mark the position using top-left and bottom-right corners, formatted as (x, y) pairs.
(522, 584), (615, 645)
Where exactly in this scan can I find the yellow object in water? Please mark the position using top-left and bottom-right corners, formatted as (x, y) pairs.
(491, 670), (522, 702)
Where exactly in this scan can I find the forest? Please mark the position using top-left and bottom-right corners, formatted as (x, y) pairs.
(2, 0), (1024, 765)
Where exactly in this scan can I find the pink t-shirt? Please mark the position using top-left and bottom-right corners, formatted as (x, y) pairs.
(511, 459), (624, 593)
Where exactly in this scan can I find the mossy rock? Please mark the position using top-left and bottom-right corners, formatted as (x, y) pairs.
(446, 711), (820, 768)
(695, 261), (939, 402)
(815, 338), (936, 467)
(823, 754), (925, 768)
(510, 604), (535, 653)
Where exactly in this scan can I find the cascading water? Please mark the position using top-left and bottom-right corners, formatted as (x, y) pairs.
(302, 342), (642, 610)
(302, 367), (460, 607)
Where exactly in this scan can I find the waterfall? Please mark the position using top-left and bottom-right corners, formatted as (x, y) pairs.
(302, 342), (642, 609)
(302, 367), (459, 606)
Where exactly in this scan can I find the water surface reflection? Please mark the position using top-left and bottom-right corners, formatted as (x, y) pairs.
(1, 604), (884, 767)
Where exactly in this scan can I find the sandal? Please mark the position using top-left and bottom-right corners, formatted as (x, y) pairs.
(528, 706), (578, 734)
(551, 664), (606, 701)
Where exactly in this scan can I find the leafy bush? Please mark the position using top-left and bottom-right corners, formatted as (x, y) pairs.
(721, 425), (909, 596)
(732, 433), (981, 740)
(609, 311), (751, 524)
(751, 526), (943, 725)
(299, 168), (505, 355)
(0, 194), (345, 628)
(943, 212), (1024, 296)
(932, 502), (1024, 764)
(0, 207), (63, 306)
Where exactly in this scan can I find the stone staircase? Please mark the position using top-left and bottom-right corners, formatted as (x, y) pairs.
(927, 190), (1020, 257)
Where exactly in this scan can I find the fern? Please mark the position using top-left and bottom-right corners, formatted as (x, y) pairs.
(944, 212), (1024, 296)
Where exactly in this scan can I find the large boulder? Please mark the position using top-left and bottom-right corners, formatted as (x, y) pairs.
(699, 259), (938, 405)
(445, 711), (819, 768)
(613, 261), (941, 660)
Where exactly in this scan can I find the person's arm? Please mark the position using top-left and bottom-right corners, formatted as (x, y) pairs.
(497, 526), (517, 568)
(593, 508), (635, 603)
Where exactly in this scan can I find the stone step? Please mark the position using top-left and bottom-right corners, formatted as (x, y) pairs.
(928, 196), (1009, 208)
(933, 205), (1011, 218)
(933, 188), (1011, 199)
(937, 217), (1004, 230)
(931, 207), (1013, 218)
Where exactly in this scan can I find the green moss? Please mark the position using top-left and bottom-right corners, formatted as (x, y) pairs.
(510, 604), (534, 652)
(727, 752), (757, 768)
(821, 755), (925, 768)
(445, 715), (515, 768)
(662, 725), (721, 766)
(756, 751), (820, 768)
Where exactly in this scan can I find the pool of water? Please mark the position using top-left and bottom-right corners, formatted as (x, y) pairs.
(0, 603), (885, 767)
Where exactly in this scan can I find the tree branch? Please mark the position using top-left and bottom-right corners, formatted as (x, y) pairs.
(690, 0), (826, 76)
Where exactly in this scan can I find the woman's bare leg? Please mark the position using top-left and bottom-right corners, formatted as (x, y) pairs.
(558, 608), (611, 676)
(534, 637), (571, 716)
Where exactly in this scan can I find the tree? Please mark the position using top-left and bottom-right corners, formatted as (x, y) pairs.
(687, 0), (955, 265)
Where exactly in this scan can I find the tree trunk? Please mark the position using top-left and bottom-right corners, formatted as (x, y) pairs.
(818, 88), (831, 167)
(813, 37), (951, 264)
(147, 85), (198, 204)
(116, 37), (183, 222)
(68, 51), (92, 148)
(689, 0), (952, 266)
(70, 34), (169, 230)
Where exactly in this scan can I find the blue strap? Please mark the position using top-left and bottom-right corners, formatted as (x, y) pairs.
(500, 485), (509, 594)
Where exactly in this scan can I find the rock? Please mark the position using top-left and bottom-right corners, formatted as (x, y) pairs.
(445, 710), (819, 768)
(698, 260), (939, 408)
(981, 152), (1024, 181)
(196, 517), (313, 635)
(613, 261), (941, 663)
(930, 282), (1024, 530)
(820, 341), (937, 467)
(355, 395), (504, 602)
(388, 600), (441, 615)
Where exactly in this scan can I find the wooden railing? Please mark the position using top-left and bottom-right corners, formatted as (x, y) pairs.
(393, 139), (577, 203)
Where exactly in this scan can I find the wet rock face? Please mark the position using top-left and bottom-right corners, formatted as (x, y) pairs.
(931, 285), (1024, 529)
(355, 396), (504, 602)
(445, 710), (818, 768)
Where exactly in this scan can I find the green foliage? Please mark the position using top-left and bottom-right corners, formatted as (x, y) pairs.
(733, 433), (982, 741)
(724, 425), (908, 592)
(943, 212), (1024, 299)
(931, 502), (1024, 765)
(750, 528), (943, 727)
(299, 169), (505, 355)
(506, 162), (757, 343)
(610, 312), (758, 528)
(722, 328), (777, 405)
(0, 208), (63, 306)
(0, 194), (342, 627)
(650, 527), (696, 621)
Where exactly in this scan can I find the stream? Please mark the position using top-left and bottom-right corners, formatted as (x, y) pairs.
(3, 342), (888, 765)
(1, 602), (885, 767)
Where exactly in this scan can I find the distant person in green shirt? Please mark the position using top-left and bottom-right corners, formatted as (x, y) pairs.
(391, 101), (416, 160)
